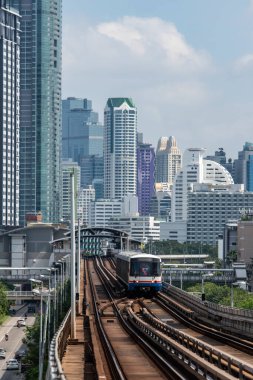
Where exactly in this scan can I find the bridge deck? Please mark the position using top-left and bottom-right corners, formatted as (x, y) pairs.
(61, 260), (85, 379)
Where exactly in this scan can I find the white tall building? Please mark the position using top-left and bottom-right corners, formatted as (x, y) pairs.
(77, 186), (95, 226)
(171, 148), (234, 222)
(61, 160), (80, 223)
(104, 98), (137, 200)
(155, 136), (182, 185)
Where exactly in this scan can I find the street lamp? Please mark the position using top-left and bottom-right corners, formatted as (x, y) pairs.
(30, 279), (43, 379)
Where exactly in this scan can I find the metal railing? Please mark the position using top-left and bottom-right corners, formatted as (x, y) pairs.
(47, 308), (71, 380)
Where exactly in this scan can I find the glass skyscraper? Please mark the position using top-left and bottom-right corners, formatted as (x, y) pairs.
(0, 2), (20, 226)
(104, 98), (137, 200)
(234, 142), (253, 191)
(13, 0), (62, 225)
(62, 97), (103, 163)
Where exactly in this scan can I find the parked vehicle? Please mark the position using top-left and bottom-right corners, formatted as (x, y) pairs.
(17, 318), (26, 327)
(0, 348), (6, 359)
(6, 359), (19, 370)
(15, 349), (27, 361)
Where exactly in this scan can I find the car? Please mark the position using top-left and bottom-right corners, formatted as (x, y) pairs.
(0, 348), (6, 359)
(6, 359), (19, 370)
(17, 318), (26, 327)
(15, 349), (27, 360)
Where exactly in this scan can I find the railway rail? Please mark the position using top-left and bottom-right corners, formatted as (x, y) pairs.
(50, 257), (253, 380)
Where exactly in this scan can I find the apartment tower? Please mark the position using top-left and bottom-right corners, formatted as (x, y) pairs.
(14, 0), (62, 224)
(104, 98), (137, 200)
(0, 2), (20, 226)
(155, 136), (182, 185)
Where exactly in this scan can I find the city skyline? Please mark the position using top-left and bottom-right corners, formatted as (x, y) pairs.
(62, 0), (253, 158)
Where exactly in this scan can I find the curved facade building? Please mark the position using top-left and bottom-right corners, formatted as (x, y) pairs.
(171, 148), (234, 222)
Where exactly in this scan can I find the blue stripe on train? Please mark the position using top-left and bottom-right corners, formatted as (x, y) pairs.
(128, 282), (162, 291)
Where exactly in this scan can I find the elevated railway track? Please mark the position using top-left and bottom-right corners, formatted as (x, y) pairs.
(49, 258), (253, 380)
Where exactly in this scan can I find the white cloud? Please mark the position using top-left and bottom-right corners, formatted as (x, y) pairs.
(97, 17), (211, 72)
(234, 53), (253, 70)
(249, 0), (253, 12)
(62, 15), (253, 158)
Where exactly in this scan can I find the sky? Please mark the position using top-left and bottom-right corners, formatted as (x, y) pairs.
(62, 0), (253, 159)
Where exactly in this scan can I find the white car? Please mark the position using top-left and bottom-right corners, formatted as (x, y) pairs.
(17, 318), (26, 327)
(6, 359), (19, 370)
(0, 348), (6, 359)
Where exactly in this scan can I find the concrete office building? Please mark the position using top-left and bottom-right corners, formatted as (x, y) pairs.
(108, 216), (160, 242)
(62, 97), (103, 164)
(88, 199), (123, 228)
(155, 136), (182, 185)
(0, 3), (20, 226)
(237, 213), (253, 264)
(137, 143), (155, 216)
(104, 98), (137, 200)
(150, 183), (171, 220)
(187, 183), (253, 245)
(61, 160), (80, 223)
(234, 142), (253, 191)
(14, 0), (62, 225)
(88, 195), (138, 228)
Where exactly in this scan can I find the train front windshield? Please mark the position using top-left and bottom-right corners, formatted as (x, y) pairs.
(130, 259), (161, 277)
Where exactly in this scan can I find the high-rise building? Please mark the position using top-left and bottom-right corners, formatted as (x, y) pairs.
(0, 3), (20, 226)
(62, 97), (103, 163)
(155, 136), (182, 185)
(137, 143), (155, 216)
(80, 155), (104, 199)
(14, 0), (62, 225)
(77, 186), (95, 226)
(104, 98), (137, 200)
(234, 142), (253, 191)
(61, 160), (80, 223)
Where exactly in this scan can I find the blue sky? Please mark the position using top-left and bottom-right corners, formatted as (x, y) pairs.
(62, 0), (253, 158)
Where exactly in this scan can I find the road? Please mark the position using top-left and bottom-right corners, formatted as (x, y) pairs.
(0, 306), (35, 379)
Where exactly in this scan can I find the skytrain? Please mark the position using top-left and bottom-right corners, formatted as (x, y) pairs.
(115, 251), (162, 293)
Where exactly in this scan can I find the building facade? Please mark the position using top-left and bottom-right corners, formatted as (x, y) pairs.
(14, 0), (62, 225)
(155, 136), (182, 185)
(62, 97), (103, 163)
(61, 160), (80, 223)
(0, 3), (20, 226)
(137, 143), (155, 216)
(77, 186), (95, 226)
(187, 184), (253, 245)
(108, 216), (160, 242)
(104, 98), (137, 200)
(88, 199), (122, 228)
(234, 142), (253, 191)
(80, 155), (104, 199)
(171, 148), (234, 222)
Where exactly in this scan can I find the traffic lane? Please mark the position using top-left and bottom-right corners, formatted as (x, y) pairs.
(0, 315), (35, 378)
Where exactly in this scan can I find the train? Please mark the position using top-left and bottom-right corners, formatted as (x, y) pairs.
(115, 251), (162, 293)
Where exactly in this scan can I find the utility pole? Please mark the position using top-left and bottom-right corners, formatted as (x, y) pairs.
(70, 171), (76, 339)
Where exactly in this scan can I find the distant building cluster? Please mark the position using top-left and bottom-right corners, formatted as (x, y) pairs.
(1, 1), (253, 268)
